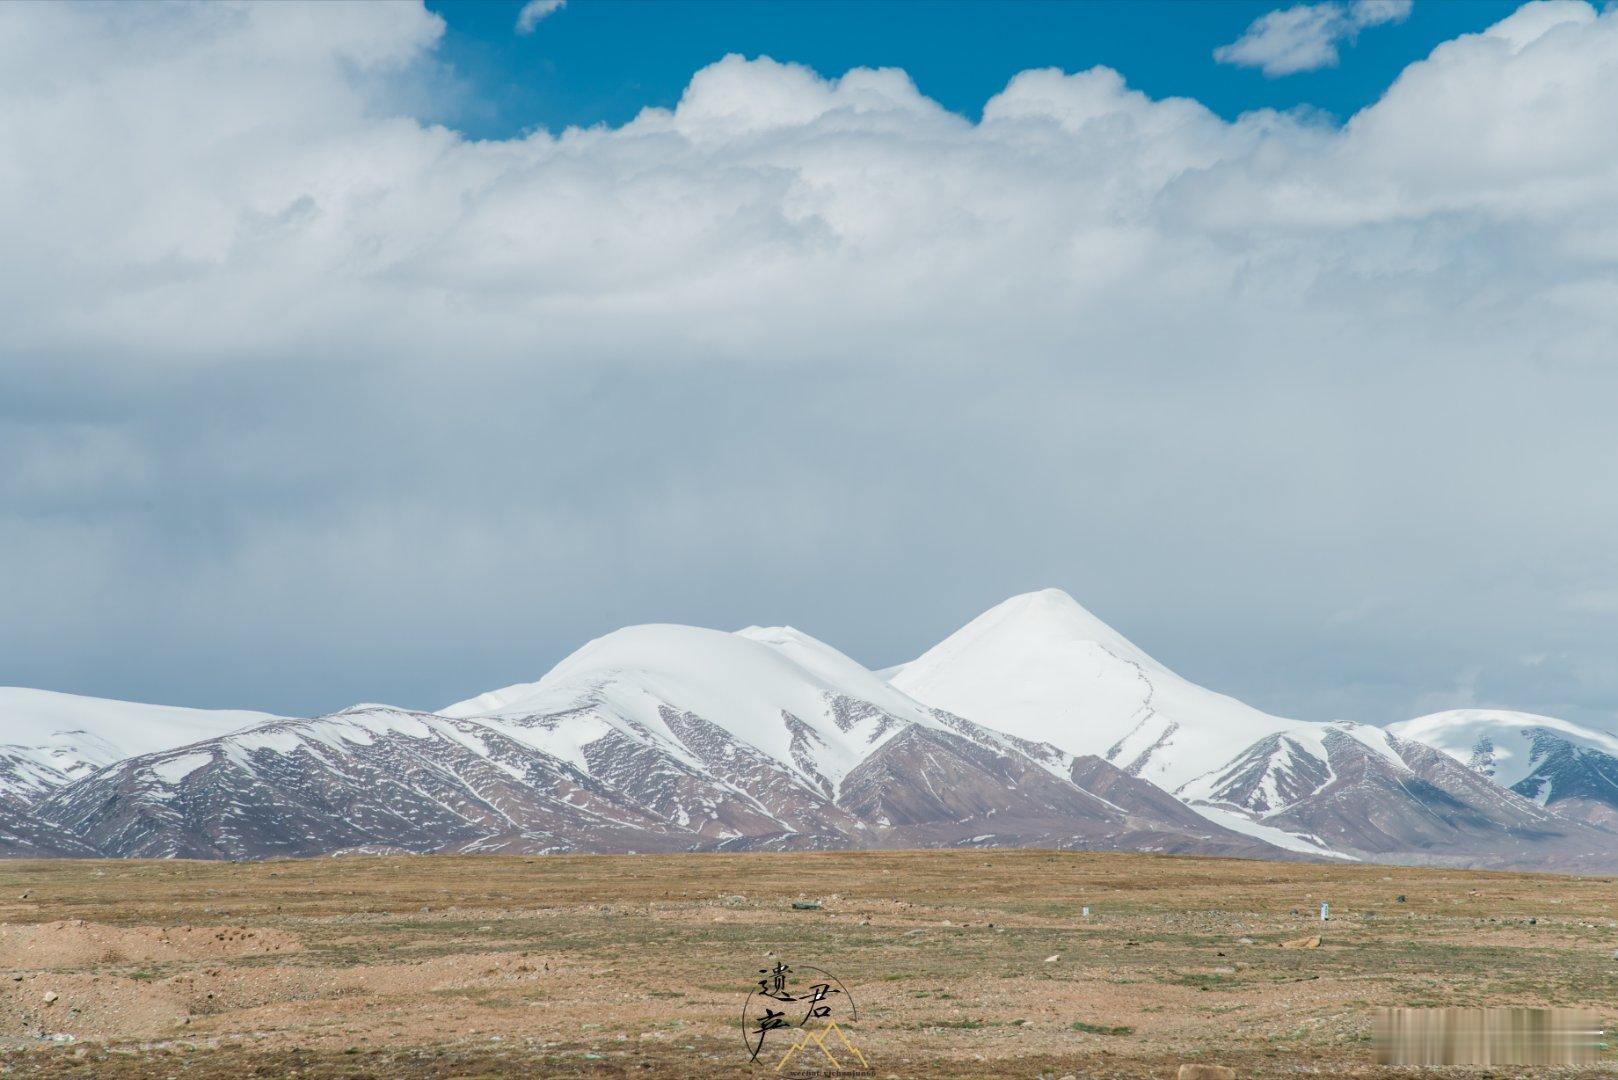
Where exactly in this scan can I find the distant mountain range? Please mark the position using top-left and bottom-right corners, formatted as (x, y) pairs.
(6, 589), (1618, 871)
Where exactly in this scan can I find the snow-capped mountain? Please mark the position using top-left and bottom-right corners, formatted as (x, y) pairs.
(10, 592), (1618, 870)
(889, 589), (1295, 791)
(1391, 710), (1618, 828)
(41, 705), (702, 858)
(0, 687), (275, 807)
(31, 624), (1283, 860)
(1175, 721), (1605, 870)
(890, 590), (1618, 870)
(441, 623), (952, 799)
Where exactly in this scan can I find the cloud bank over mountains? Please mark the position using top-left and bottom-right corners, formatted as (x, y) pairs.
(1, 2), (1617, 726)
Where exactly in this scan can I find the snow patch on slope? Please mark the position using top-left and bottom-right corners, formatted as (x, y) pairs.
(1188, 803), (1357, 860)
(149, 752), (214, 785)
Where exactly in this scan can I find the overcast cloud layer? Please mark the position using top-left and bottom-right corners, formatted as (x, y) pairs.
(3, 1), (1618, 727)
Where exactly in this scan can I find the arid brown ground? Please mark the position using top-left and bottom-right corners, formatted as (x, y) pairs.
(2, 850), (1615, 1078)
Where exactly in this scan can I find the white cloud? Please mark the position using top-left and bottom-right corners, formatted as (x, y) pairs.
(1, 1), (1617, 723)
(1351, 0), (1416, 29)
(1215, 0), (1413, 76)
(515, 0), (565, 35)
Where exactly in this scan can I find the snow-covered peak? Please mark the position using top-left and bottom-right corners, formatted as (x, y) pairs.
(448, 624), (931, 720)
(889, 589), (1289, 789)
(1391, 709), (1618, 792)
(733, 624), (914, 707)
(440, 623), (944, 792)
(894, 589), (1161, 679)
(734, 623), (826, 654)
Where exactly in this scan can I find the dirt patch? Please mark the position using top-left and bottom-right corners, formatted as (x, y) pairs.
(0, 920), (299, 970)
(0, 972), (188, 1042)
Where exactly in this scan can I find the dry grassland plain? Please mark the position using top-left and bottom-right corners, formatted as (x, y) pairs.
(1, 850), (1615, 1078)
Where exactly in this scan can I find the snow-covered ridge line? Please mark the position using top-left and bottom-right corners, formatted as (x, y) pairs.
(441, 623), (949, 793)
(0, 686), (277, 751)
(0, 686), (279, 805)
